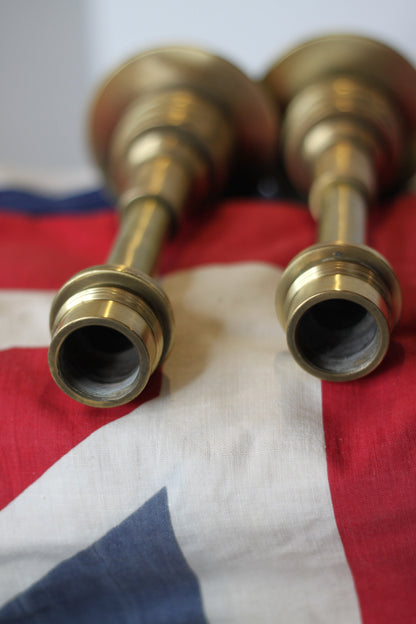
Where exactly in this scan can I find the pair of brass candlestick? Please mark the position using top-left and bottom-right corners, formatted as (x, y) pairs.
(48, 35), (416, 407)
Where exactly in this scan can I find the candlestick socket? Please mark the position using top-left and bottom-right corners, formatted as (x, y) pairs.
(49, 266), (174, 407)
(276, 243), (402, 381)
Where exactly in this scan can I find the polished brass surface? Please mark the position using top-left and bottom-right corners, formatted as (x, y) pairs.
(49, 46), (278, 407)
(264, 34), (416, 381)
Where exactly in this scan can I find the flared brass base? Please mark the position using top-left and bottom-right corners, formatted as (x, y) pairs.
(264, 34), (416, 196)
(90, 46), (277, 184)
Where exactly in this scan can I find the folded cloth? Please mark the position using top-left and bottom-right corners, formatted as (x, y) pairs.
(0, 174), (415, 623)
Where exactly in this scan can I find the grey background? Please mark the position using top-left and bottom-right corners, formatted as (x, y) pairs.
(1, 0), (415, 171)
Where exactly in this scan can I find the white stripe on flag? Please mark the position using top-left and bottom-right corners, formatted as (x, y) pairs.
(0, 291), (54, 349)
(0, 263), (361, 622)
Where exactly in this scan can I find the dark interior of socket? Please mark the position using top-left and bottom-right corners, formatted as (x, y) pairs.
(58, 325), (140, 400)
(295, 299), (380, 375)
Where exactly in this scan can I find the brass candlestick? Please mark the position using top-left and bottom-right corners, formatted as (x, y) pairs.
(49, 46), (278, 406)
(264, 35), (416, 381)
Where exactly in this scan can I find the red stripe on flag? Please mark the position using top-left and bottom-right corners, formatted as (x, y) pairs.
(0, 348), (161, 510)
(0, 200), (314, 289)
(0, 211), (117, 289)
(160, 199), (314, 274)
(323, 194), (416, 623)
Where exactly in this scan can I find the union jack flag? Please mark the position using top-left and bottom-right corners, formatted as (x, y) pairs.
(0, 170), (416, 623)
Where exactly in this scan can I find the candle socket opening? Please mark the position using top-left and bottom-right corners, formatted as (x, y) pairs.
(294, 298), (380, 378)
(57, 325), (143, 403)
(277, 243), (402, 381)
(49, 266), (173, 407)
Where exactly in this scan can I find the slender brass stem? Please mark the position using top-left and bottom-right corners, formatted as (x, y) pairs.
(310, 141), (372, 245)
(107, 199), (171, 275)
(317, 184), (367, 245)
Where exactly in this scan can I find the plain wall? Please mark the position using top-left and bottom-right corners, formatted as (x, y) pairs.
(1, 0), (416, 170)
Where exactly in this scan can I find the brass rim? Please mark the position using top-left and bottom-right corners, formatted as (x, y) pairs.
(276, 242), (402, 381)
(49, 265), (174, 407)
(50, 264), (174, 364)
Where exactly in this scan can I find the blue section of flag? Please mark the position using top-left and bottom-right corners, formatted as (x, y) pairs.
(0, 488), (207, 623)
(0, 189), (112, 214)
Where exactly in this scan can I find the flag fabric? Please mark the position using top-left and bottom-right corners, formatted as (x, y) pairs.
(0, 170), (416, 623)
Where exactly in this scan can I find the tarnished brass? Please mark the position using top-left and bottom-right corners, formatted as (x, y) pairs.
(49, 46), (278, 407)
(264, 35), (416, 381)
